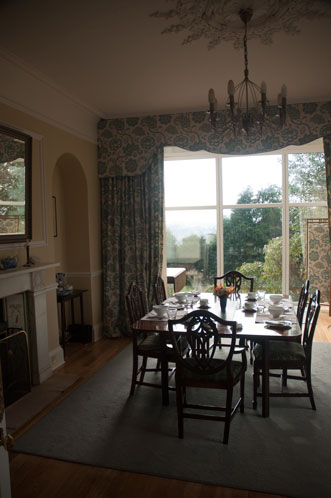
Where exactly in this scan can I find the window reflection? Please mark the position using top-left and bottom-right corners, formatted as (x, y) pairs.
(0, 126), (31, 242)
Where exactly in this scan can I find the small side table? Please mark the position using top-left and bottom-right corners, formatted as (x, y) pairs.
(57, 289), (87, 357)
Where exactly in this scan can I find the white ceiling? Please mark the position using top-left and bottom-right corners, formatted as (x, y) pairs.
(0, 0), (331, 137)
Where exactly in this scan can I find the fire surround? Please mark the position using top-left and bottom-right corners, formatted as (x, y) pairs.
(0, 263), (58, 385)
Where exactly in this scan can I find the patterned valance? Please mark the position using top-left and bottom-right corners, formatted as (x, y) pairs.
(98, 101), (331, 177)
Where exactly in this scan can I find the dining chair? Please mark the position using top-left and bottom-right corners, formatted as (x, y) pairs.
(252, 289), (320, 411)
(168, 309), (247, 444)
(214, 271), (254, 299)
(296, 279), (310, 328)
(126, 282), (175, 396)
(269, 279), (310, 384)
(153, 275), (167, 305)
(214, 271), (253, 353)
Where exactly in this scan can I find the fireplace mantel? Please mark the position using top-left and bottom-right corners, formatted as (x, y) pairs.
(0, 262), (60, 384)
(0, 263), (59, 299)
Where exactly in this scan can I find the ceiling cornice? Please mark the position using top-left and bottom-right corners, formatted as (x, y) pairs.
(0, 47), (101, 143)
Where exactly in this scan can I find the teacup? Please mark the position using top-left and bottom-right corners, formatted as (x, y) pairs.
(247, 291), (257, 300)
(269, 294), (283, 304)
(244, 301), (256, 310)
(174, 292), (187, 304)
(153, 304), (167, 318)
(268, 304), (283, 318)
(200, 298), (208, 308)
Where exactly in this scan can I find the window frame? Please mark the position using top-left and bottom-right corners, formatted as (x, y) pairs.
(164, 139), (327, 295)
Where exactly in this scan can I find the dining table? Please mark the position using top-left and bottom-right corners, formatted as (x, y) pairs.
(132, 292), (301, 418)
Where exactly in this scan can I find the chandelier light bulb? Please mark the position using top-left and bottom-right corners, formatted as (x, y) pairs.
(261, 81), (267, 94)
(208, 88), (216, 103)
(227, 80), (235, 96)
(281, 84), (287, 98)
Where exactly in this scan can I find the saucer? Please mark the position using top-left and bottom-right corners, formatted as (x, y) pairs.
(243, 306), (257, 313)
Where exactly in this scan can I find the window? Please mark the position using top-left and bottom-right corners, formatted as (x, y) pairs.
(164, 140), (327, 299)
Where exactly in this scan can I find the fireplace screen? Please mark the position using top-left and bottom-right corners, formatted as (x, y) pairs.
(0, 327), (31, 406)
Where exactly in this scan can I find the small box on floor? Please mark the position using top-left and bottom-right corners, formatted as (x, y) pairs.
(68, 324), (92, 343)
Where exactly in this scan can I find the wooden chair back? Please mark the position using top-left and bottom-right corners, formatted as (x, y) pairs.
(168, 310), (238, 377)
(302, 289), (320, 357)
(214, 271), (254, 298)
(126, 282), (147, 325)
(296, 279), (310, 328)
(154, 275), (167, 305)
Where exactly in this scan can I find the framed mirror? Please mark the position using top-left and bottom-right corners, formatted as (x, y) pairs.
(0, 125), (32, 243)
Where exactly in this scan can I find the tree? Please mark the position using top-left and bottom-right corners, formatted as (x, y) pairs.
(263, 236), (282, 293)
(262, 232), (305, 297)
(237, 261), (266, 290)
(0, 160), (25, 216)
(288, 153), (326, 203)
(223, 185), (282, 271)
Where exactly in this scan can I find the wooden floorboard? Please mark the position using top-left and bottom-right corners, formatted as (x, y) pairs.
(8, 308), (331, 498)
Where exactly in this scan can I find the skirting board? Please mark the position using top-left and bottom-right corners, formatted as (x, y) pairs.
(49, 345), (65, 371)
(92, 322), (103, 342)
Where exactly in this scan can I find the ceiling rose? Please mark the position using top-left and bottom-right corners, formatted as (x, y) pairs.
(151, 0), (331, 48)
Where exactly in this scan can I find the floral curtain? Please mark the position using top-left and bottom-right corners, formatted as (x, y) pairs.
(306, 220), (330, 302)
(101, 151), (164, 337)
(98, 101), (331, 337)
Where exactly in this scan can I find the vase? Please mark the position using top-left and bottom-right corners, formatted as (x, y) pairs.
(219, 294), (227, 313)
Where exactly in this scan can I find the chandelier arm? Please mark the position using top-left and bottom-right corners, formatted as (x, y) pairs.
(207, 7), (287, 137)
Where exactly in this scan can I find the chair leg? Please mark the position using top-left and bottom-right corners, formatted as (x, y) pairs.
(249, 340), (254, 365)
(130, 350), (138, 396)
(240, 372), (245, 413)
(223, 388), (233, 444)
(306, 365), (316, 410)
(282, 368), (288, 387)
(183, 386), (187, 405)
(176, 384), (184, 439)
(252, 365), (258, 409)
(139, 356), (148, 382)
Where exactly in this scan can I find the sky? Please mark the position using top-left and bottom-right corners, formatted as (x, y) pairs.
(164, 154), (282, 208)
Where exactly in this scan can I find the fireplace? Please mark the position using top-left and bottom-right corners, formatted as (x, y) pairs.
(0, 327), (31, 406)
(0, 263), (58, 388)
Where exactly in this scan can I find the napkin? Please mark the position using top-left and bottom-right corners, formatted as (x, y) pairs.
(143, 309), (187, 321)
(144, 311), (168, 321)
(264, 320), (292, 329)
(255, 312), (271, 323)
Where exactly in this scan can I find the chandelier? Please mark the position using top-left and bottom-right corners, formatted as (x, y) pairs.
(208, 8), (287, 137)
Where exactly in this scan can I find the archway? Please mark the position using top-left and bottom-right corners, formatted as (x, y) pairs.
(52, 153), (90, 273)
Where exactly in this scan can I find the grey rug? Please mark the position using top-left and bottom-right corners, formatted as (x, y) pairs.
(14, 343), (331, 498)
